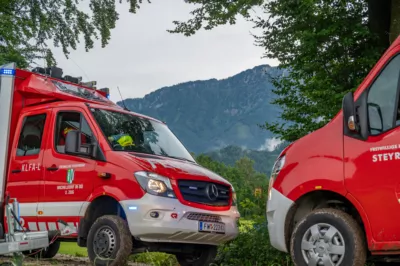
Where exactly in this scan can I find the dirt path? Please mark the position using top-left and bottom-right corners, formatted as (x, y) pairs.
(0, 254), (151, 265)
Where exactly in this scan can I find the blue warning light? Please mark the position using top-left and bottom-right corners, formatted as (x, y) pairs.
(0, 68), (15, 76)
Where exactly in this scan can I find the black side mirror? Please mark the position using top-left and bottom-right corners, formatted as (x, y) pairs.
(65, 130), (97, 158)
(342, 91), (369, 140)
(65, 130), (81, 154)
(342, 92), (358, 132)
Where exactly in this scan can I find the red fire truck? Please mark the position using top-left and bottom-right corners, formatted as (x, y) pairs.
(0, 62), (240, 266)
(266, 36), (400, 265)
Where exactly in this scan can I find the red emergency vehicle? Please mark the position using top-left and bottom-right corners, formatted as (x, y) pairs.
(0, 62), (240, 266)
(267, 35), (400, 265)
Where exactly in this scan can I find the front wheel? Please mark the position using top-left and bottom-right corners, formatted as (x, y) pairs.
(87, 215), (132, 266)
(290, 208), (366, 266)
(175, 245), (218, 266)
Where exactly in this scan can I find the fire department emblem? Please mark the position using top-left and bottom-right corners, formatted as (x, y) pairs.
(67, 169), (75, 184)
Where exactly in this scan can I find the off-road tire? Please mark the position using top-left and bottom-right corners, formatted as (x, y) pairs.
(175, 245), (218, 266)
(290, 208), (366, 266)
(22, 240), (60, 258)
(87, 215), (132, 266)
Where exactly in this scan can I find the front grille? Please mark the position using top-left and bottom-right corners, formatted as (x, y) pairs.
(177, 180), (230, 206)
(185, 212), (222, 223)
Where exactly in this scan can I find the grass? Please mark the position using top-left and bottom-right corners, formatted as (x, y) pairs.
(59, 242), (178, 265)
(59, 242), (87, 257)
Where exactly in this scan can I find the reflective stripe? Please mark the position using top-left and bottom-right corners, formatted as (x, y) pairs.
(19, 201), (90, 217)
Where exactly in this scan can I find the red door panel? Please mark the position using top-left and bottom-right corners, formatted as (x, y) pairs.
(7, 110), (51, 229)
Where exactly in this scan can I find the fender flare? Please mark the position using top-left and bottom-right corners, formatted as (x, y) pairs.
(81, 186), (128, 217)
(345, 192), (374, 248)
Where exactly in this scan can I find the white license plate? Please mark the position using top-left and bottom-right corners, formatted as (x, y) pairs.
(198, 221), (225, 234)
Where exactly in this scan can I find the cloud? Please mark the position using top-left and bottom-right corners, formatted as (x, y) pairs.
(43, 0), (278, 103)
(258, 137), (283, 152)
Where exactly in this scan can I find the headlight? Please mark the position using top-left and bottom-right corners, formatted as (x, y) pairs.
(231, 186), (237, 206)
(134, 171), (176, 198)
(268, 155), (286, 200)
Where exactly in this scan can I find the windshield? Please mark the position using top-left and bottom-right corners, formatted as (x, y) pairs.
(90, 108), (195, 162)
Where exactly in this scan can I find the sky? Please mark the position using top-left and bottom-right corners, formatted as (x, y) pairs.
(46, 0), (279, 103)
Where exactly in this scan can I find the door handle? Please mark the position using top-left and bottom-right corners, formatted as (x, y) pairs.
(46, 166), (59, 171)
(11, 169), (21, 174)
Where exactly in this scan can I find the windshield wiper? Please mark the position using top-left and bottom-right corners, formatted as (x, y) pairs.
(165, 155), (195, 163)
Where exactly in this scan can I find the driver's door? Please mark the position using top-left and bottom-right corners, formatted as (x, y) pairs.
(344, 51), (400, 243)
(40, 107), (96, 219)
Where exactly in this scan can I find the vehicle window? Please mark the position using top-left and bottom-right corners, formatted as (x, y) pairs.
(90, 108), (195, 162)
(367, 54), (400, 135)
(16, 114), (46, 157)
(55, 112), (94, 153)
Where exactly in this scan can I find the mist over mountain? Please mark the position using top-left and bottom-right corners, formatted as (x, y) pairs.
(118, 64), (285, 156)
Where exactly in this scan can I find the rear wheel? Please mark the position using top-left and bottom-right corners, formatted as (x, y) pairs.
(290, 208), (366, 266)
(87, 215), (132, 266)
(175, 245), (218, 266)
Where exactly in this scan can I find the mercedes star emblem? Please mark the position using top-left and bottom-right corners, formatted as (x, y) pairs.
(206, 184), (219, 201)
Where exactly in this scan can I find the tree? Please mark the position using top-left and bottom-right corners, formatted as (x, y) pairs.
(0, 0), (146, 68)
(168, 0), (398, 141)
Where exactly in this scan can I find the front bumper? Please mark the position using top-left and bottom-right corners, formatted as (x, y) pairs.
(119, 194), (240, 245)
(266, 188), (294, 253)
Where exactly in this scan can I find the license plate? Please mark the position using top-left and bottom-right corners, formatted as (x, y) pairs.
(198, 221), (225, 234)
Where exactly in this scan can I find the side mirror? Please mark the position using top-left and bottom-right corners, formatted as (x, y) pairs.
(342, 91), (369, 140)
(65, 130), (97, 158)
(342, 92), (358, 132)
(65, 130), (81, 154)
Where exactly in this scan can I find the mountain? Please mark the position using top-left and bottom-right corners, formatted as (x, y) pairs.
(119, 64), (284, 154)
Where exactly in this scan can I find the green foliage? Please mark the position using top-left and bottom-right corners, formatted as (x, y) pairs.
(167, 0), (263, 36)
(0, 0), (146, 68)
(215, 220), (292, 266)
(205, 143), (287, 175)
(196, 154), (268, 218)
(130, 252), (178, 266)
(170, 0), (389, 142)
(256, 0), (386, 141)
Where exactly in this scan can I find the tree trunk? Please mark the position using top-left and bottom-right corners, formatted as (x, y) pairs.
(391, 0), (400, 43)
(368, 0), (391, 48)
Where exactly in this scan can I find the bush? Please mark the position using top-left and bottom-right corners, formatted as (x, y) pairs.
(130, 252), (178, 266)
(214, 219), (292, 266)
(127, 219), (291, 266)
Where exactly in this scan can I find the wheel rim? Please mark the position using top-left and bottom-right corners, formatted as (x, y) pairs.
(301, 223), (345, 266)
(93, 225), (116, 258)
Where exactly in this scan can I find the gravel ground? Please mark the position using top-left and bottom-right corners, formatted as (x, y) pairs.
(0, 254), (151, 265)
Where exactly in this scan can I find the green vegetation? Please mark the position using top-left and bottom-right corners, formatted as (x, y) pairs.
(205, 143), (288, 175)
(55, 154), (289, 266)
(167, 0), (399, 143)
(59, 242), (86, 257)
(0, 0), (146, 67)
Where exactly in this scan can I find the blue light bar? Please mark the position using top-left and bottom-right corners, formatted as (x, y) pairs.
(0, 68), (16, 76)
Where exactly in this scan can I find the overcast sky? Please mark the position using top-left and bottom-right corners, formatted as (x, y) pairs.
(48, 0), (279, 103)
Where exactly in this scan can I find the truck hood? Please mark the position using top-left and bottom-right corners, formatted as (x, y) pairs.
(124, 152), (232, 187)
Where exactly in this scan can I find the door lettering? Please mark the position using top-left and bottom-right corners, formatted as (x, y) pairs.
(21, 163), (41, 172)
